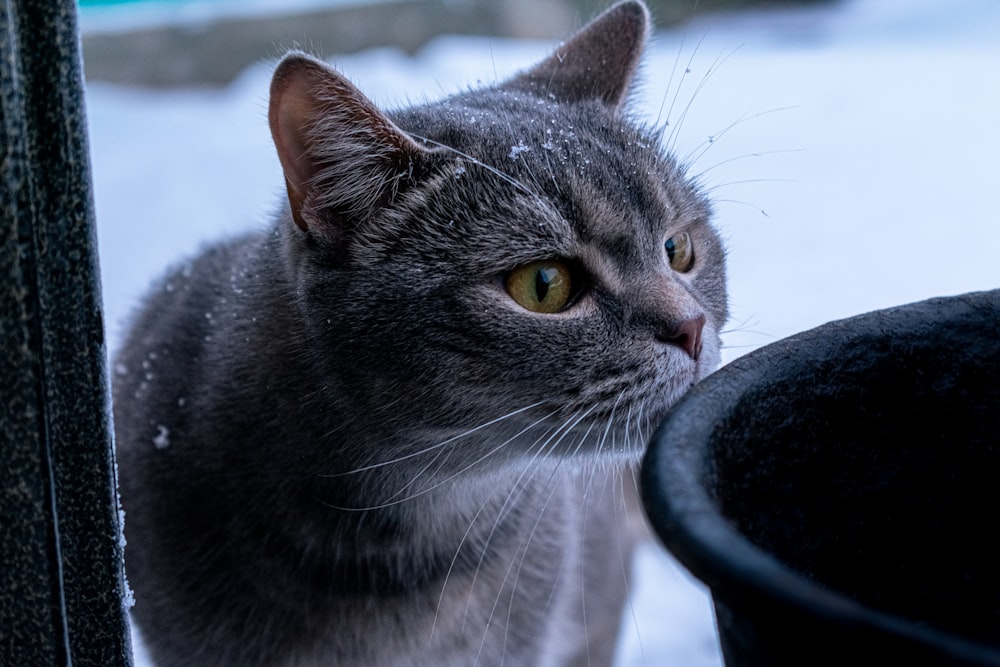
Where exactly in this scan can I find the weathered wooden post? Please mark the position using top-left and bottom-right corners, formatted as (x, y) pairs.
(1, 0), (133, 664)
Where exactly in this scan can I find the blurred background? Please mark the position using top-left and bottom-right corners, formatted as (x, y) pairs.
(80, 0), (833, 86)
(81, 1), (1000, 666)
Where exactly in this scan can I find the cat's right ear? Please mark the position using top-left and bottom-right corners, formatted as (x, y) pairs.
(268, 53), (432, 238)
(503, 0), (650, 110)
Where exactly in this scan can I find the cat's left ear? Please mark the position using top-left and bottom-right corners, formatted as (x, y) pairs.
(268, 52), (434, 236)
(503, 0), (650, 110)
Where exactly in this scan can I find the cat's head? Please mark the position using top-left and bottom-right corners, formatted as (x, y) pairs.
(268, 0), (727, 468)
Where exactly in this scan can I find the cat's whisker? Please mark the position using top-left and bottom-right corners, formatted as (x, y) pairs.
(561, 395), (628, 657)
(563, 408), (602, 461)
(720, 314), (780, 352)
(322, 408), (561, 512)
(709, 196), (776, 218)
(595, 391), (626, 458)
(455, 421), (562, 632)
(468, 442), (564, 659)
(460, 407), (596, 631)
(495, 488), (560, 665)
(405, 131), (553, 214)
(560, 399), (645, 667)
(720, 313), (764, 336)
(622, 397), (638, 457)
(706, 173), (793, 225)
(692, 147), (804, 178)
(476, 414), (590, 665)
(665, 43), (742, 155)
(655, 26), (708, 136)
(616, 470), (647, 665)
(383, 395), (515, 504)
(381, 433), (455, 503)
(705, 177), (796, 196)
(318, 401), (545, 477)
(683, 106), (799, 171)
(497, 483), (568, 666)
(430, 477), (512, 642)
(433, 447), (554, 643)
(628, 460), (641, 496)
(582, 401), (628, 502)
(576, 452), (623, 667)
(630, 399), (648, 456)
(539, 140), (567, 197)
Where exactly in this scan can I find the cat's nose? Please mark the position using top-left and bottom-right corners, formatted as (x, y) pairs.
(658, 314), (705, 360)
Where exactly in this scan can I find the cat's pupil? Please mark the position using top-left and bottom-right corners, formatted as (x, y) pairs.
(505, 260), (572, 313)
(535, 267), (558, 302)
(665, 238), (678, 263)
(664, 232), (695, 273)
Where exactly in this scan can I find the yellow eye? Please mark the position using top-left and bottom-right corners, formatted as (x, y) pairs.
(664, 231), (695, 273)
(505, 260), (573, 313)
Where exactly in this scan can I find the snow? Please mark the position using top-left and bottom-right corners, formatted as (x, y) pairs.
(509, 140), (532, 160)
(152, 425), (171, 450)
(84, 0), (1000, 664)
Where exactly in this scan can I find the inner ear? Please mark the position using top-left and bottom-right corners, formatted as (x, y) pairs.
(268, 52), (432, 233)
(270, 63), (322, 228)
(502, 0), (650, 110)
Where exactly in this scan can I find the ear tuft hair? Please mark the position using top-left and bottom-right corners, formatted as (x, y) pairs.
(268, 52), (432, 236)
(503, 0), (650, 110)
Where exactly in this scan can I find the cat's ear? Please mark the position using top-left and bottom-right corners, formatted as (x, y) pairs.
(268, 52), (432, 235)
(503, 0), (650, 110)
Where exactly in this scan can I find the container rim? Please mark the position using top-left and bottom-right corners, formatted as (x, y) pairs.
(640, 289), (1000, 664)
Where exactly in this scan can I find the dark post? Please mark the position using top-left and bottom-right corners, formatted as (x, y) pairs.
(1, 0), (132, 665)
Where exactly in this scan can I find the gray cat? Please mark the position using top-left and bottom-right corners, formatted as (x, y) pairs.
(113, 1), (728, 665)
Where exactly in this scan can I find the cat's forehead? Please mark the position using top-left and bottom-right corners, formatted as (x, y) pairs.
(564, 164), (710, 281)
(388, 90), (708, 270)
(400, 90), (630, 159)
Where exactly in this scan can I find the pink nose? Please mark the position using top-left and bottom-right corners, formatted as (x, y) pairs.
(659, 314), (706, 360)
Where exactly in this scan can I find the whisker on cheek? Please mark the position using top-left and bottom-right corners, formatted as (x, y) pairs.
(317, 400), (547, 478)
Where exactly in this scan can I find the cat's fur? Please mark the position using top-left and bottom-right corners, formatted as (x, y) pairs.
(113, 2), (728, 665)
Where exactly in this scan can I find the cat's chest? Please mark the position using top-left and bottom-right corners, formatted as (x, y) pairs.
(294, 481), (591, 667)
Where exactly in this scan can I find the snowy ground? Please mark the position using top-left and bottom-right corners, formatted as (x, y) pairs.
(85, 0), (1000, 664)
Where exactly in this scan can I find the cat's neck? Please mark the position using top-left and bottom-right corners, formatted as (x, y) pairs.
(246, 465), (571, 597)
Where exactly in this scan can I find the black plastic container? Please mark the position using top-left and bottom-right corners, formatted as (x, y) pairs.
(642, 290), (1000, 666)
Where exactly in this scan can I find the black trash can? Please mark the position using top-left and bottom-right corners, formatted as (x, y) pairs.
(641, 289), (1000, 666)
